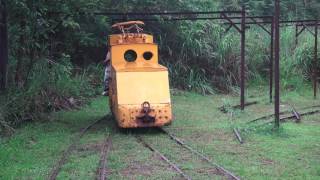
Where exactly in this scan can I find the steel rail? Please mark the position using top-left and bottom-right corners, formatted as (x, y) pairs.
(135, 136), (191, 180)
(97, 135), (112, 180)
(158, 128), (241, 180)
(219, 101), (258, 113)
(247, 104), (320, 124)
(280, 109), (320, 122)
(261, 109), (320, 125)
(48, 117), (106, 180)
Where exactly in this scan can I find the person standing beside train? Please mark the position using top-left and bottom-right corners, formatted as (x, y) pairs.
(102, 49), (111, 96)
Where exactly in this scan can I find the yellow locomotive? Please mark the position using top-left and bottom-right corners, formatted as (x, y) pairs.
(108, 21), (172, 128)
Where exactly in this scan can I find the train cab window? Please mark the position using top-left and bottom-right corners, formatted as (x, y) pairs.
(124, 50), (137, 62)
(143, 52), (153, 60)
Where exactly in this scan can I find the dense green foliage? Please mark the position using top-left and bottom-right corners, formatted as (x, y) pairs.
(0, 0), (320, 131)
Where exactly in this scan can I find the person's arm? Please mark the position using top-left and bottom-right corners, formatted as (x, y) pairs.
(103, 51), (111, 66)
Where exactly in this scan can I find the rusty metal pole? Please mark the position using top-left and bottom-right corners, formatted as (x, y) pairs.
(274, 0), (280, 128)
(270, 18), (274, 103)
(314, 21), (318, 99)
(295, 24), (298, 46)
(240, 5), (246, 110)
(0, 0), (8, 91)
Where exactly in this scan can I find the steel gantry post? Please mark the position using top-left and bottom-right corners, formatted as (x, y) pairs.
(0, 0), (8, 91)
(270, 18), (274, 103)
(314, 21), (318, 99)
(240, 6), (246, 110)
(274, 0), (280, 128)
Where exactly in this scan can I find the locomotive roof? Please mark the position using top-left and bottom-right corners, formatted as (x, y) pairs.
(111, 21), (145, 28)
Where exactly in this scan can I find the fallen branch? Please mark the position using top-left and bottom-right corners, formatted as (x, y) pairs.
(290, 105), (301, 123)
(233, 128), (243, 144)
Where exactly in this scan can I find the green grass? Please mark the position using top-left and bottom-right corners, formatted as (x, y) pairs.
(1, 86), (320, 179)
(0, 99), (108, 179)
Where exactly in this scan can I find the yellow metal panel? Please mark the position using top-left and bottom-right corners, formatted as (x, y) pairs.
(111, 43), (158, 68)
(116, 71), (171, 105)
(116, 104), (172, 128)
(109, 67), (117, 113)
(114, 66), (167, 72)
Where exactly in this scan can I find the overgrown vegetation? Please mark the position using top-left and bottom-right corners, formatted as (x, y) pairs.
(1, 89), (319, 179)
(0, 0), (320, 131)
(0, 58), (104, 133)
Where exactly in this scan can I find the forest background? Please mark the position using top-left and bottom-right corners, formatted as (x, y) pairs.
(0, 0), (319, 132)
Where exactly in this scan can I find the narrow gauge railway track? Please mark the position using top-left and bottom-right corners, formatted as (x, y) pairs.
(157, 128), (240, 180)
(248, 104), (320, 124)
(136, 135), (192, 180)
(96, 135), (112, 180)
(136, 128), (240, 180)
(48, 117), (106, 180)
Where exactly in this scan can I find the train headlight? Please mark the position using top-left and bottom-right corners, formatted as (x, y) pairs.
(124, 50), (137, 62)
(143, 51), (153, 61)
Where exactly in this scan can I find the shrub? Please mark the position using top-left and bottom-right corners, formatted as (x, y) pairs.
(0, 55), (102, 133)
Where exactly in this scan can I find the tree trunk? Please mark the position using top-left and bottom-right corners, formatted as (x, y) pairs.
(0, 0), (8, 91)
(15, 18), (25, 88)
(24, 46), (35, 87)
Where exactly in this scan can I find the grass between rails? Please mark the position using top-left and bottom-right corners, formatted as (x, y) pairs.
(0, 86), (320, 180)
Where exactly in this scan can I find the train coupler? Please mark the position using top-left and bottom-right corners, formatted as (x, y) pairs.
(136, 101), (156, 123)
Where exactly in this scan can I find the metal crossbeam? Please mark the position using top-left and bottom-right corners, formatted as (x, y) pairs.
(249, 17), (271, 35)
(94, 10), (242, 16)
(220, 13), (242, 33)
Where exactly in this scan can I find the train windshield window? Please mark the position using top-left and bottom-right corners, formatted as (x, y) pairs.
(143, 52), (153, 60)
(124, 50), (137, 62)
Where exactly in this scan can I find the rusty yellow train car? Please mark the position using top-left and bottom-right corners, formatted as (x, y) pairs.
(108, 21), (172, 128)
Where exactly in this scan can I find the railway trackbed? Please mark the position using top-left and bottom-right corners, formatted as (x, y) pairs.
(48, 116), (240, 180)
(136, 128), (240, 180)
(96, 135), (112, 180)
(48, 116), (106, 180)
(158, 128), (240, 180)
(136, 135), (192, 180)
